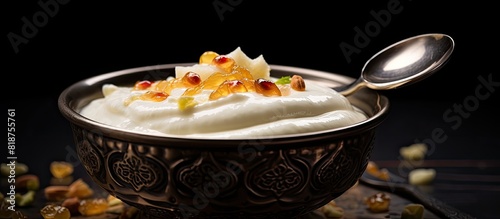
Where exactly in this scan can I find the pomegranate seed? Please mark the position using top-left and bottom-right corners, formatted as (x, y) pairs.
(141, 91), (168, 102)
(183, 72), (202, 86)
(134, 80), (153, 90)
(255, 78), (281, 97)
(211, 55), (235, 72)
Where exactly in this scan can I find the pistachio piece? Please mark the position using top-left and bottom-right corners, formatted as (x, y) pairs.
(16, 191), (36, 207)
(15, 174), (40, 191)
(320, 200), (344, 218)
(1, 162), (28, 176)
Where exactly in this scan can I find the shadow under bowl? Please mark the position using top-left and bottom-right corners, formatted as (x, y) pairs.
(58, 64), (390, 219)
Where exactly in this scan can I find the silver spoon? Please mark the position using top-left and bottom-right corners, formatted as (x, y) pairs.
(336, 33), (455, 96)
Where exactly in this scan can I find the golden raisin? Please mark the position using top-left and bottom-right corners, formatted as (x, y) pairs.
(365, 161), (390, 181)
(78, 198), (109, 216)
(376, 169), (390, 181)
(67, 178), (94, 199)
(365, 161), (379, 175)
(50, 161), (74, 179)
(40, 204), (71, 219)
(364, 192), (391, 213)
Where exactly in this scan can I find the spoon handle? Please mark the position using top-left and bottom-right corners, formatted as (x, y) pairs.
(333, 78), (366, 96)
(405, 186), (476, 219)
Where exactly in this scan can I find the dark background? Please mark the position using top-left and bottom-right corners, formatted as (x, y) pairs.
(3, 0), (499, 100)
(3, 0), (500, 218)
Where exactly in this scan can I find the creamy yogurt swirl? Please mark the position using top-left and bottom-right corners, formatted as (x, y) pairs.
(79, 48), (367, 139)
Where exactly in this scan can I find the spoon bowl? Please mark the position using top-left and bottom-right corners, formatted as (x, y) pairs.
(337, 33), (455, 96)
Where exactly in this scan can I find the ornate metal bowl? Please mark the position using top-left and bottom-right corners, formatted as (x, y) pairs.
(58, 63), (389, 218)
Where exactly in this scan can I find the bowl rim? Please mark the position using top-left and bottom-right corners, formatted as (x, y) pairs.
(58, 63), (390, 147)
